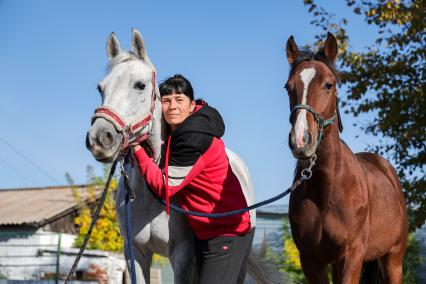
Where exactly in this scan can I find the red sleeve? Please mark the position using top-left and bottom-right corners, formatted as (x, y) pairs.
(133, 148), (206, 198)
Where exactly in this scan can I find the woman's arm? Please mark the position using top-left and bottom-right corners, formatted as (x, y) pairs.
(133, 145), (206, 198)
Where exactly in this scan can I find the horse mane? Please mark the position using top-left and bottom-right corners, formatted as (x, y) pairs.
(290, 47), (341, 85)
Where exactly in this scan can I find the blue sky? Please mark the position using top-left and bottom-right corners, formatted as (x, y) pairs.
(0, 0), (377, 204)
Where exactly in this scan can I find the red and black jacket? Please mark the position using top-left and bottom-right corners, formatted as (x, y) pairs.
(134, 101), (252, 240)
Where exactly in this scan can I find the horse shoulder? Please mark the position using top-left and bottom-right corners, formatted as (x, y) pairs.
(354, 152), (408, 259)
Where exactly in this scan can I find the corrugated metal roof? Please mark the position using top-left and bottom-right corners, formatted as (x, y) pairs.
(0, 185), (101, 226)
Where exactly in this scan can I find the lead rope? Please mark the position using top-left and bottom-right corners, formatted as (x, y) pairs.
(120, 159), (137, 284)
(67, 151), (316, 283)
(65, 160), (119, 283)
(147, 154), (317, 218)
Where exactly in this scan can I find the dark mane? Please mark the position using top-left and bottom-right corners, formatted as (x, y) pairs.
(290, 47), (340, 84)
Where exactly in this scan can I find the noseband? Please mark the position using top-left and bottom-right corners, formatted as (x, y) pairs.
(91, 71), (157, 151)
(289, 99), (342, 145)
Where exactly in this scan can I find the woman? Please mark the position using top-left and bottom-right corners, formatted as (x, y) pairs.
(133, 74), (254, 284)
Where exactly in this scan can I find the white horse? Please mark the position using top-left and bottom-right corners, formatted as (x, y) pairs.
(86, 29), (281, 284)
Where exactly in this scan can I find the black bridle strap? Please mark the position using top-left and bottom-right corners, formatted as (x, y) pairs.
(289, 104), (338, 144)
(289, 104), (337, 128)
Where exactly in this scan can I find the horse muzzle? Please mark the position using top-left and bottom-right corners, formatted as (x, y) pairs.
(86, 118), (123, 163)
(289, 129), (317, 160)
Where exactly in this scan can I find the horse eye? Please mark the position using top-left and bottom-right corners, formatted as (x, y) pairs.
(134, 82), (146, 90)
(325, 83), (333, 90)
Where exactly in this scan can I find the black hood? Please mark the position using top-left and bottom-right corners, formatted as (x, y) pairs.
(172, 101), (225, 139)
(167, 101), (225, 166)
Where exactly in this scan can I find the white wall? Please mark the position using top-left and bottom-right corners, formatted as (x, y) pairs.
(0, 228), (125, 282)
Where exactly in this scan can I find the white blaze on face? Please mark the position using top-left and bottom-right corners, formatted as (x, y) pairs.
(294, 68), (316, 148)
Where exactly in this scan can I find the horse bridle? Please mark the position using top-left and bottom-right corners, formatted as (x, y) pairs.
(289, 95), (343, 145)
(91, 71), (158, 151)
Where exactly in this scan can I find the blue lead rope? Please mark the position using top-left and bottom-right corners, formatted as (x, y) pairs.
(148, 177), (304, 218)
(120, 152), (314, 284)
(125, 193), (137, 284)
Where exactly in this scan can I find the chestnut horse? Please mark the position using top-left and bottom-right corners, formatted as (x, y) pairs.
(284, 33), (408, 283)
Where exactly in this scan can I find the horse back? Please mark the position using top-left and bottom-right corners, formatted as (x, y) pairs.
(355, 152), (408, 260)
(225, 148), (256, 227)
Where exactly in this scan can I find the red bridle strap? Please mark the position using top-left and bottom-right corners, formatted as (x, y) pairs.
(92, 107), (127, 132)
(91, 71), (157, 148)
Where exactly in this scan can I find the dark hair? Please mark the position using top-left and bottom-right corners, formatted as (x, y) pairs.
(159, 74), (194, 100)
(290, 47), (340, 85)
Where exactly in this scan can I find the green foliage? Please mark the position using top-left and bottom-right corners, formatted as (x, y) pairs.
(303, 0), (425, 231)
(72, 165), (167, 264)
(0, 266), (8, 279)
(403, 234), (423, 283)
(278, 219), (306, 283)
(74, 164), (123, 252)
(65, 172), (74, 185)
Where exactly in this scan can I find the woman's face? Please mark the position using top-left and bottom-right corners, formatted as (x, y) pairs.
(161, 93), (195, 131)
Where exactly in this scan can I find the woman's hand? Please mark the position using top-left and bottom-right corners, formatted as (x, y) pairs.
(133, 144), (142, 152)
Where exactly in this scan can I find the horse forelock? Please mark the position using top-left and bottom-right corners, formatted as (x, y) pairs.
(107, 52), (135, 70)
(107, 51), (156, 72)
(290, 47), (340, 85)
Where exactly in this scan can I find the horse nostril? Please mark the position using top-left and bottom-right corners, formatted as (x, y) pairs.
(307, 133), (312, 146)
(302, 131), (310, 146)
(99, 131), (115, 148)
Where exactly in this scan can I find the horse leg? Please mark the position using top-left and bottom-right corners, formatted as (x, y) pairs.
(169, 240), (197, 284)
(124, 245), (152, 284)
(331, 263), (341, 284)
(300, 255), (328, 284)
(378, 246), (404, 284)
(337, 247), (364, 284)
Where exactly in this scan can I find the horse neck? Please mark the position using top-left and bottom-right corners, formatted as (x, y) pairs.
(313, 124), (343, 173)
(145, 96), (167, 165)
(129, 95), (166, 203)
(297, 124), (344, 209)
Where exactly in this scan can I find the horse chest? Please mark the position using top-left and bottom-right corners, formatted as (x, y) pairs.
(289, 193), (360, 251)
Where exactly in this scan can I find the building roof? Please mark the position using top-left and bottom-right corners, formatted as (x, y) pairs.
(0, 185), (101, 226)
(256, 203), (289, 216)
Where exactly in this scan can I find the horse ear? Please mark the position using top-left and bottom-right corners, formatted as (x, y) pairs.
(322, 32), (338, 63)
(286, 36), (300, 65)
(107, 32), (122, 59)
(131, 29), (148, 61)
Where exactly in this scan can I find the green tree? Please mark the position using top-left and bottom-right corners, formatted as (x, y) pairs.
(302, 0), (425, 231)
(403, 234), (423, 283)
(65, 172), (74, 186)
(74, 164), (123, 252)
(72, 165), (167, 264)
(279, 220), (306, 283)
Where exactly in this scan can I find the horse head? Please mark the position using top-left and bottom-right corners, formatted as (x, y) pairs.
(86, 29), (158, 163)
(285, 32), (342, 160)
